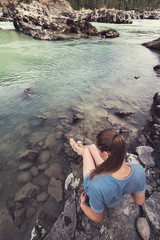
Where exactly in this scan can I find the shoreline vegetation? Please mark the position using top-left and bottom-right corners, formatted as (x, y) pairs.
(0, 1), (160, 240)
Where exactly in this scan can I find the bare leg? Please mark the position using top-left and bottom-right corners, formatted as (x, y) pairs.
(77, 142), (104, 166)
(70, 139), (96, 178)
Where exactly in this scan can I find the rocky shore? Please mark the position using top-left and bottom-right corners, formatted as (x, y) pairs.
(0, 90), (160, 240)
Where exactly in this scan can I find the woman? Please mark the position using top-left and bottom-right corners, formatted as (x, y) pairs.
(70, 129), (146, 223)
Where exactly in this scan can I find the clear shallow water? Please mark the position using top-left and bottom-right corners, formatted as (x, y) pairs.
(0, 19), (160, 237)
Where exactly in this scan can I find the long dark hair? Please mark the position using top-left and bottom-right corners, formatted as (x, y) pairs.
(89, 129), (126, 180)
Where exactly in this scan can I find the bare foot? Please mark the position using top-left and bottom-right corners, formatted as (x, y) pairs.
(69, 138), (85, 156)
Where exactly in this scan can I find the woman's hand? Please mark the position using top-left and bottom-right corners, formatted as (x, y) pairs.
(80, 191), (87, 205)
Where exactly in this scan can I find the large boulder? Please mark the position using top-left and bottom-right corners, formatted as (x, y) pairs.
(12, 1), (98, 40)
(142, 37), (160, 51)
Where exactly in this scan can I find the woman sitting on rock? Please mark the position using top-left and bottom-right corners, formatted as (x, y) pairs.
(70, 129), (146, 223)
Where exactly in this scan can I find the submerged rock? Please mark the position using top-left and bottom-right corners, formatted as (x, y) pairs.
(15, 183), (40, 201)
(48, 177), (63, 202)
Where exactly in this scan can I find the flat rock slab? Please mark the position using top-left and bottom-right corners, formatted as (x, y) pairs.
(44, 194), (76, 240)
(143, 191), (160, 237)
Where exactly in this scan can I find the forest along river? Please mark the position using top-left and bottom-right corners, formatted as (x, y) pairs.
(0, 19), (160, 238)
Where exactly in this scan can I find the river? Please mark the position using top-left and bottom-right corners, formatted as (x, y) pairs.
(0, 19), (160, 239)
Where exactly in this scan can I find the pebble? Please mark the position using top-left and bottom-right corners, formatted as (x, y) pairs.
(17, 172), (32, 184)
(38, 163), (48, 170)
(19, 162), (33, 171)
(30, 166), (39, 177)
(36, 191), (49, 202)
(38, 150), (51, 163)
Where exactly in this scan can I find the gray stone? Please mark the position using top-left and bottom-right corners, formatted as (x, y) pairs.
(36, 191), (49, 202)
(38, 163), (48, 170)
(136, 217), (150, 240)
(0, 183), (4, 193)
(15, 183), (40, 201)
(48, 177), (63, 202)
(38, 150), (51, 164)
(17, 171), (32, 184)
(44, 163), (62, 179)
(14, 207), (25, 227)
(32, 173), (49, 187)
(136, 146), (155, 167)
(142, 37), (160, 51)
(143, 191), (160, 237)
(44, 194), (76, 240)
(18, 162), (33, 170)
(30, 166), (38, 177)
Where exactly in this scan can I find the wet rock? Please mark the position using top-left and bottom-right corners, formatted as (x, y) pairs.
(23, 88), (35, 97)
(115, 111), (134, 118)
(37, 191), (49, 202)
(143, 191), (160, 238)
(17, 171), (32, 184)
(98, 28), (119, 38)
(44, 194), (76, 240)
(38, 163), (48, 170)
(38, 150), (51, 164)
(136, 217), (150, 240)
(15, 183), (40, 201)
(17, 149), (38, 161)
(30, 166), (39, 177)
(142, 37), (160, 51)
(0, 207), (22, 240)
(48, 177), (63, 202)
(18, 162), (33, 170)
(26, 207), (36, 218)
(14, 207), (25, 227)
(136, 146), (155, 167)
(32, 173), (49, 187)
(153, 65), (160, 76)
(44, 163), (62, 179)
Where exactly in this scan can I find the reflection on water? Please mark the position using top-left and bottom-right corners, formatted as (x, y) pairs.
(0, 19), (160, 239)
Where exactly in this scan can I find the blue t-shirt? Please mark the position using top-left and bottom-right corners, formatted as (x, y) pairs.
(84, 164), (146, 213)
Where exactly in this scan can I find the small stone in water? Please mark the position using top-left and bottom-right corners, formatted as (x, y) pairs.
(19, 162), (33, 170)
(30, 166), (38, 177)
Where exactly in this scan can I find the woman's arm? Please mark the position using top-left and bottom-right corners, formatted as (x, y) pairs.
(80, 191), (103, 223)
(131, 192), (145, 205)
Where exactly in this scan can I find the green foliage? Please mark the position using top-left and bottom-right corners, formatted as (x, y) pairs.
(67, 0), (160, 10)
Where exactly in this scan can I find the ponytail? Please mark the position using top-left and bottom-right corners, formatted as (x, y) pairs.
(89, 129), (126, 180)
